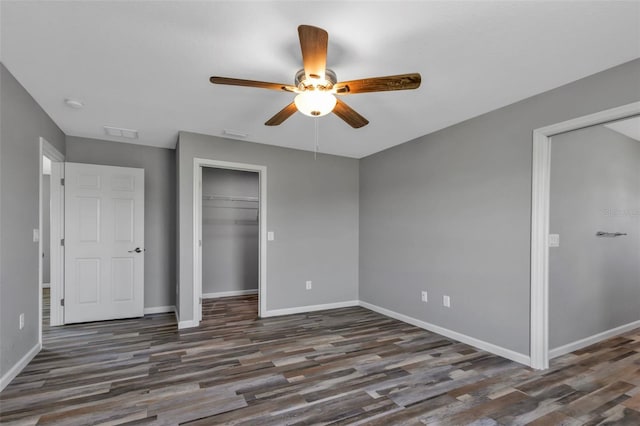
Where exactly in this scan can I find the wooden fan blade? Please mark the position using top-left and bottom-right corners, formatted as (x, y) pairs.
(333, 99), (369, 128)
(333, 73), (421, 94)
(298, 25), (328, 81)
(210, 76), (298, 93)
(265, 102), (298, 126)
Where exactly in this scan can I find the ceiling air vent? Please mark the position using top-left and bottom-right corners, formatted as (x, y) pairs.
(104, 126), (138, 139)
(223, 129), (249, 139)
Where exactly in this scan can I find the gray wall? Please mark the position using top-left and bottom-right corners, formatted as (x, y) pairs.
(0, 63), (65, 380)
(177, 132), (359, 321)
(42, 173), (50, 283)
(549, 125), (640, 349)
(359, 58), (640, 356)
(66, 136), (176, 310)
(202, 168), (259, 295)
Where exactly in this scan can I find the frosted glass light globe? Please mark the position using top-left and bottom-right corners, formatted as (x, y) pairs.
(294, 91), (337, 117)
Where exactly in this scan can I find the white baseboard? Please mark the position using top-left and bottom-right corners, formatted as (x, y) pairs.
(143, 305), (175, 315)
(549, 319), (640, 359)
(358, 300), (531, 367)
(203, 289), (258, 299)
(42, 283), (50, 289)
(174, 309), (199, 330)
(178, 319), (199, 329)
(262, 300), (359, 318)
(0, 342), (41, 392)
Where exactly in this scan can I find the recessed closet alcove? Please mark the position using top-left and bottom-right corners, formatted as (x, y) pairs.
(201, 167), (259, 301)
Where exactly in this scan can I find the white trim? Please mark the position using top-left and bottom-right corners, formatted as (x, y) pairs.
(193, 163), (202, 325)
(49, 160), (64, 327)
(173, 309), (195, 329)
(41, 140), (65, 162)
(143, 305), (176, 315)
(42, 283), (51, 289)
(39, 138), (65, 341)
(192, 158), (267, 329)
(178, 319), (199, 329)
(530, 101), (640, 370)
(203, 289), (258, 299)
(530, 129), (551, 370)
(359, 301), (531, 366)
(261, 300), (359, 318)
(38, 148), (43, 345)
(549, 320), (640, 359)
(0, 343), (41, 392)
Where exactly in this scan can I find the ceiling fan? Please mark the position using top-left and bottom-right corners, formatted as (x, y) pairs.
(210, 25), (421, 129)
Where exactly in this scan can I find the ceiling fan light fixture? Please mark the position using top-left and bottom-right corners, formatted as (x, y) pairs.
(209, 25), (420, 128)
(295, 68), (337, 91)
(294, 91), (337, 117)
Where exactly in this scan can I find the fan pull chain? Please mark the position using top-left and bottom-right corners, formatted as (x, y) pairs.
(314, 117), (319, 160)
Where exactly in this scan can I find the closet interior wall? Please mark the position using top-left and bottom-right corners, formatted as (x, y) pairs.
(201, 167), (259, 298)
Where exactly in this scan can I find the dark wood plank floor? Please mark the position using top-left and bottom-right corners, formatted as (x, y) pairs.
(1, 293), (639, 425)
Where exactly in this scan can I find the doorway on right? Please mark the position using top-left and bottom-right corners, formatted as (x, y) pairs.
(548, 116), (640, 358)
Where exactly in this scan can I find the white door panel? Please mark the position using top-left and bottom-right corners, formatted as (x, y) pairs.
(76, 258), (100, 304)
(112, 257), (135, 301)
(77, 197), (100, 242)
(64, 163), (144, 323)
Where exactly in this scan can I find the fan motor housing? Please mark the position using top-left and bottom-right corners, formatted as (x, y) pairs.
(295, 69), (337, 91)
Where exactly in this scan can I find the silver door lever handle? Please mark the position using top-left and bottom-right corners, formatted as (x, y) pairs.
(128, 247), (144, 253)
(596, 232), (627, 237)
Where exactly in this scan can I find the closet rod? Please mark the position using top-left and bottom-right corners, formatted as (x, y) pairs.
(202, 195), (258, 202)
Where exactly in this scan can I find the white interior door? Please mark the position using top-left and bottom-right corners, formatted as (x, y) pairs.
(64, 163), (144, 323)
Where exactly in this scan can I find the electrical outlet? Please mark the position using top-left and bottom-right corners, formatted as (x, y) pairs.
(306, 280), (312, 290)
(19, 313), (24, 330)
(267, 231), (275, 241)
(443, 295), (451, 308)
(421, 291), (428, 303)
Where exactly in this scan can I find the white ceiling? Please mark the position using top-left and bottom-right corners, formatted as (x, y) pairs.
(2, 1), (639, 158)
(605, 116), (640, 142)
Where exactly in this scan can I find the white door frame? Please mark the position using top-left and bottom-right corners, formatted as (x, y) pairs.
(193, 158), (267, 323)
(39, 138), (65, 338)
(530, 101), (640, 370)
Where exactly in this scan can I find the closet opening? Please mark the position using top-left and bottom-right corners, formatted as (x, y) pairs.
(194, 159), (267, 324)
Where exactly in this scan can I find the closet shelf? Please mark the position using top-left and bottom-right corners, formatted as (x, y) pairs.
(203, 205), (257, 210)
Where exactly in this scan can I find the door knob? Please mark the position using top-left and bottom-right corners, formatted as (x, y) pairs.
(128, 247), (143, 253)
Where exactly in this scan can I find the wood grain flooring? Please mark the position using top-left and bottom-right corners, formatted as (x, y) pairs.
(1, 293), (639, 425)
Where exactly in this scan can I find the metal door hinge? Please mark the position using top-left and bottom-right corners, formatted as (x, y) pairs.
(60, 298), (65, 307)
(60, 178), (65, 186)
(60, 238), (64, 246)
